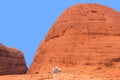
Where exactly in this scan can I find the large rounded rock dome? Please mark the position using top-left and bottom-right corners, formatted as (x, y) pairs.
(29, 4), (120, 73)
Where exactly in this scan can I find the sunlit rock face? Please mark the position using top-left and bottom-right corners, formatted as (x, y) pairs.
(0, 43), (27, 75)
(29, 4), (120, 73)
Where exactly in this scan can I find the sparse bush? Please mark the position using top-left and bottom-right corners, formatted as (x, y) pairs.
(35, 72), (39, 74)
(111, 57), (120, 62)
(85, 62), (92, 66)
(104, 61), (113, 67)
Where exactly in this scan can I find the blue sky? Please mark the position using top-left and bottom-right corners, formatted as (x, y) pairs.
(0, 0), (120, 68)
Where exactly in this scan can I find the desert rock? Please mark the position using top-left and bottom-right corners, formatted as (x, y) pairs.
(0, 43), (27, 75)
(29, 4), (120, 74)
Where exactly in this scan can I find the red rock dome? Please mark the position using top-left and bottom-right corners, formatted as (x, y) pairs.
(0, 43), (27, 75)
(28, 4), (120, 73)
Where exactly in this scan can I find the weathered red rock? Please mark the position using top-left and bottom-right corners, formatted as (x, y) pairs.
(29, 4), (120, 73)
(0, 43), (27, 75)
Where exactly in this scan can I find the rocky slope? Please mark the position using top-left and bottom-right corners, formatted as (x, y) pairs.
(0, 43), (27, 75)
(29, 3), (120, 74)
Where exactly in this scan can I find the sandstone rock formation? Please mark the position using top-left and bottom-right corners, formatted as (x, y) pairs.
(0, 43), (27, 75)
(29, 4), (120, 73)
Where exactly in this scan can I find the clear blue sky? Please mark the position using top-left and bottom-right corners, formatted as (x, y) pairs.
(0, 0), (120, 68)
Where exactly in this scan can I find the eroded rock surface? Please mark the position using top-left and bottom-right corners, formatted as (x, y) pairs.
(29, 4), (120, 73)
(0, 43), (27, 75)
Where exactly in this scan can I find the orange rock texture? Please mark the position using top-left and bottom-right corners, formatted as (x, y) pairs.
(29, 4), (120, 74)
(0, 43), (27, 75)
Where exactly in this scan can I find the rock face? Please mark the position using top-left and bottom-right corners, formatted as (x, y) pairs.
(29, 4), (120, 73)
(0, 43), (27, 75)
